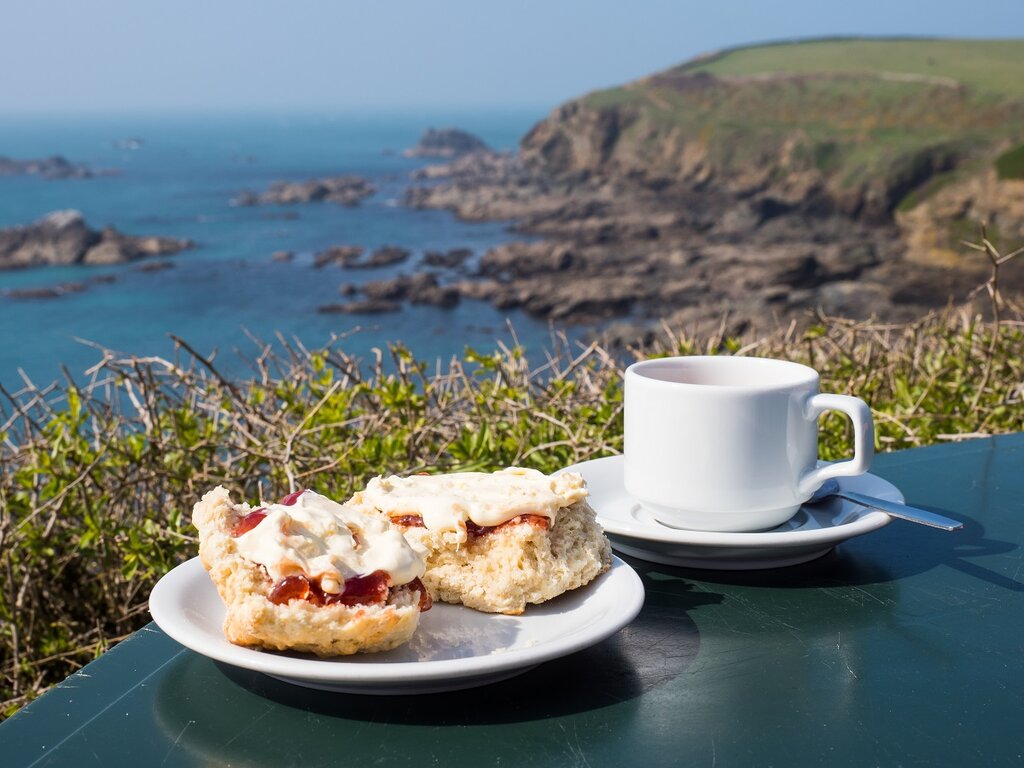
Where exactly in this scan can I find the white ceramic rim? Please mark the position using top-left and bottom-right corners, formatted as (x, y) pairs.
(626, 355), (820, 394)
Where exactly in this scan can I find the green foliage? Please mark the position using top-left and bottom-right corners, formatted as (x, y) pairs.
(995, 143), (1024, 180)
(1, 306), (1023, 716)
(678, 38), (1024, 98)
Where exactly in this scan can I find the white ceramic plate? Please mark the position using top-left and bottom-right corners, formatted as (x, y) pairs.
(149, 555), (644, 695)
(559, 456), (903, 570)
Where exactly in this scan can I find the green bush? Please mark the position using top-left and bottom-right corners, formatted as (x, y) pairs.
(1, 307), (1023, 717)
(995, 143), (1024, 180)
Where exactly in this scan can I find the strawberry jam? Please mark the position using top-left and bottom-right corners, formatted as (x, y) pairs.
(266, 570), (420, 610)
(279, 489), (306, 506)
(407, 577), (433, 611)
(322, 570), (390, 607)
(269, 575), (312, 604)
(231, 508), (267, 537)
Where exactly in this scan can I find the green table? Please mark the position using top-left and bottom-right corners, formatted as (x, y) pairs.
(4, 435), (1024, 767)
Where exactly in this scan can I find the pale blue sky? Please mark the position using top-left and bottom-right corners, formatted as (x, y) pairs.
(2, 0), (1022, 113)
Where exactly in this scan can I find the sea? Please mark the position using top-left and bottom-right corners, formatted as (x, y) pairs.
(0, 110), (573, 389)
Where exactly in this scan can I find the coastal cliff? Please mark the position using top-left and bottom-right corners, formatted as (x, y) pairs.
(405, 39), (1024, 335)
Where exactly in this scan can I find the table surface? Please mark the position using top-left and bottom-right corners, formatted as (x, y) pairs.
(4, 435), (1024, 767)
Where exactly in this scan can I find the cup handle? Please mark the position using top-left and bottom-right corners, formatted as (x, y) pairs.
(797, 393), (874, 497)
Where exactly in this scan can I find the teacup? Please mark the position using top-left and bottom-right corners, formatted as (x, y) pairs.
(623, 356), (874, 532)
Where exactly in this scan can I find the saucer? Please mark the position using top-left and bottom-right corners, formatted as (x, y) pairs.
(557, 456), (903, 570)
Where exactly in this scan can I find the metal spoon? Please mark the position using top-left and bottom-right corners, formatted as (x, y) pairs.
(808, 479), (963, 531)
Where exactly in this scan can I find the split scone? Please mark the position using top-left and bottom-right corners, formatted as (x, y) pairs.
(192, 486), (431, 656)
(348, 468), (612, 615)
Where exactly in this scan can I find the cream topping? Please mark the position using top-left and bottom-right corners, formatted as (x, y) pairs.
(359, 467), (587, 539)
(232, 490), (424, 590)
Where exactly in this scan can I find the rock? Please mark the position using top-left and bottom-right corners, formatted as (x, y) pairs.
(362, 246), (411, 268)
(314, 245), (364, 268)
(423, 248), (472, 268)
(4, 281), (87, 299)
(360, 272), (460, 308)
(271, 250), (294, 262)
(234, 175), (374, 207)
(317, 300), (401, 315)
(479, 242), (575, 279)
(412, 284), (460, 308)
(0, 155), (94, 179)
(454, 279), (501, 301)
(404, 128), (490, 158)
(339, 283), (358, 296)
(137, 261), (175, 273)
(362, 273), (438, 301)
(0, 211), (193, 270)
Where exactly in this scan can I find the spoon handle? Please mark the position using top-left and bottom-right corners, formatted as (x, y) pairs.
(836, 490), (963, 531)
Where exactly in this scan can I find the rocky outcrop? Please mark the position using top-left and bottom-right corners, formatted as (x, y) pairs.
(314, 246), (364, 268)
(317, 300), (400, 315)
(0, 155), (97, 180)
(359, 246), (411, 269)
(404, 128), (490, 158)
(361, 273), (459, 308)
(313, 245), (411, 269)
(0, 211), (193, 270)
(234, 175), (374, 207)
(423, 247), (472, 268)
(400, 44), (1024, 335)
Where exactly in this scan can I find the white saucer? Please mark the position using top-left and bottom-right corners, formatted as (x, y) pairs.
(149, 555), (644, 694)
(558, 456), (903, 570)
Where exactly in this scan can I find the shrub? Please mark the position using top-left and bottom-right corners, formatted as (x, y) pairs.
(1, 305), (1022, 717)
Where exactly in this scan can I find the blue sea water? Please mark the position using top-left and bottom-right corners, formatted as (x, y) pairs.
(0, 110), (569, 388)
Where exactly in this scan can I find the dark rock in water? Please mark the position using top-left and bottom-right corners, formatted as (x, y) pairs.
(234, 175), (374, 207)
(0, 154), (95, 179)
(339, 283), (358, 296)
(361, 272), (460, 308)
(314, 245), (364, 268)
(479, 242), (575, 278)
(271, 250), (294, 262)
(360, 246), (411, 269)
(404, 128), (490, 158)
(5, 281), (87, 299)
(413, 284), (460, 308)
(0, 210), (193, 270)
(362, 273), (436, 301)
(137, 260), (176, 273)
(454, 279), (501, 301)
(423, 248), (472, 268)
(89, 274), (118, 285)
(317, 300), (401, 315)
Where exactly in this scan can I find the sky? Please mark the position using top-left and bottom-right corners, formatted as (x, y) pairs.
(2, 0), (1023, 113)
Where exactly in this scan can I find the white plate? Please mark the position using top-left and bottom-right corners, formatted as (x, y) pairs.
(559, 456), (903, 570)
(149, 555), (644, 695)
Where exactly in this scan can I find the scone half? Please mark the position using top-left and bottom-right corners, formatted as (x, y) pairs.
(192, 486), (430, 656)
(349, 468), (612, 615)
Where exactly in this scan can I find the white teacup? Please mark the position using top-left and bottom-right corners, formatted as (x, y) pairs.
(623, 356), (874, 532)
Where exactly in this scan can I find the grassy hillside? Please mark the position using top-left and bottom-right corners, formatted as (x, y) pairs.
(526, 38), (1024, 224)
(677, 38), (1024, 97)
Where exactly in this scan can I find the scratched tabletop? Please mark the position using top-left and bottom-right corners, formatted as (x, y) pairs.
(3, 435), (1023, 767)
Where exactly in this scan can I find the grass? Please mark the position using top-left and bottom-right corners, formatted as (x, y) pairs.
(996, 143), (1024, 179)
(677, 38), (1024, 98)
(571, 38), (1024, 223)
